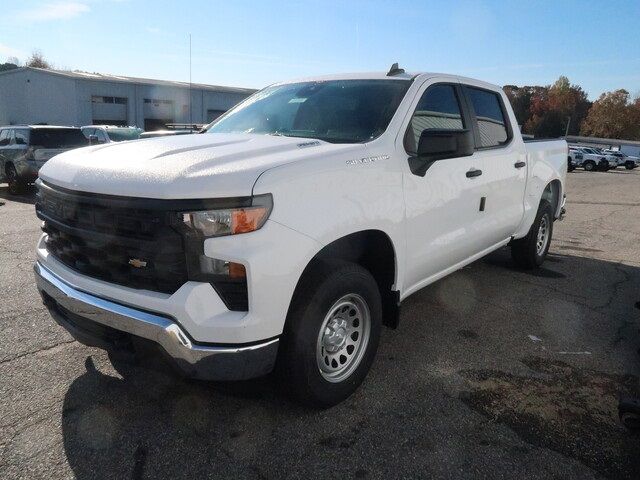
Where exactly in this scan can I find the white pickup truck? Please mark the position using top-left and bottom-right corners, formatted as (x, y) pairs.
(34, 67), (567, 406)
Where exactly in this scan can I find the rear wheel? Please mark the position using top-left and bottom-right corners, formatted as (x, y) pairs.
(278, 260), (382, 407)
(511, 200), (554, 269)
(583, 161), (595, 171)
(6, 164), (26, 195)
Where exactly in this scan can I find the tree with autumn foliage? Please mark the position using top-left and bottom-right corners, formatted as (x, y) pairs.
(505, 77), (591, 138)
(580, 89), (640, 139)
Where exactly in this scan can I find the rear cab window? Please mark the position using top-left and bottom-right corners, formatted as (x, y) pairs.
(30, 129), (88, 148)
(464, 86), (511, 148)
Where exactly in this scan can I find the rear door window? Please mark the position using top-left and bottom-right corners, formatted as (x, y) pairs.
(0, 129), (9, 146)
(13, 129), (29, 146)
(465, 87), (510, 148)
(30, 129), (88, 148)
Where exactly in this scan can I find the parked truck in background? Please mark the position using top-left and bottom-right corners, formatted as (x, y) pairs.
(34, 68), (567, 406)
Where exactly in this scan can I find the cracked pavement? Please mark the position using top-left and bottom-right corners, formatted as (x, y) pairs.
(1, 169), (639, 479)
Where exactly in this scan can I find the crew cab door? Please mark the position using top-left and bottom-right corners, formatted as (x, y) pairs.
(400, 82), (489, 293)
(461, 84), (527, 243)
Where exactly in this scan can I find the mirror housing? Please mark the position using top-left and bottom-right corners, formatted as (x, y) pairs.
(88, 135), (101, 145)
(409, 129), (474, 176)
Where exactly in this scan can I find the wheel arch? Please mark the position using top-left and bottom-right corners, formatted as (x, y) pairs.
(541, 179), (562, 217)
(288, 229), (400, 329)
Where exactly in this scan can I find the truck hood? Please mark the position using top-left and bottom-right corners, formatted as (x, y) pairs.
(38, 133), (360, 198)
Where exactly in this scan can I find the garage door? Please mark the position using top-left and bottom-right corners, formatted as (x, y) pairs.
(144, 98), (174, 131)
(92, 96), (128, 126)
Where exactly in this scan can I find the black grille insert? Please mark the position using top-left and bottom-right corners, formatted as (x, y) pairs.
(36, 181), (250, 310)
(36, 182), (188, 294)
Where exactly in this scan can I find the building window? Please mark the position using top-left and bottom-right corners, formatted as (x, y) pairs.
(92, 95), (128, 105)
(144, 98), (173, 105)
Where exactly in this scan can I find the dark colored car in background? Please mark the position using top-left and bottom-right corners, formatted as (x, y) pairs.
(0, 126), (88, 194)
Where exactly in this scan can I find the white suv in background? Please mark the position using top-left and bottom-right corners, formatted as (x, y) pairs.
(81, 125), (142, 144)
(601, 149), (639, 170)
(568, 146), (611, 171)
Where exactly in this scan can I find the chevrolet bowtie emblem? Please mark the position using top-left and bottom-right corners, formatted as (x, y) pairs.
(128, 258), (148, 268)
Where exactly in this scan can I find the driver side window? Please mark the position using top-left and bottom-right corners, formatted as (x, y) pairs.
(405, 84), (465, 154)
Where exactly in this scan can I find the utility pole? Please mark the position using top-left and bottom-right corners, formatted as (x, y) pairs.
(189, 33), (192, 126)
(564, 116), (571, 138)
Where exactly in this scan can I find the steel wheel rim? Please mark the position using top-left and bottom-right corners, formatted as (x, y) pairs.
(316, 294), (371, 383)
(536, 215), (550, 256)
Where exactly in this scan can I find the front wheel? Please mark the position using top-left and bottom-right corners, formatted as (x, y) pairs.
(511, 200), (554, 269)
(625, 162), (635, 170)
(583, 161), (595, 172)
(277, 260), (382, 407)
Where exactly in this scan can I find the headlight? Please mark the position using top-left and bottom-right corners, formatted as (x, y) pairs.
(182, 194), (272, 237)
(179, 194), (272, 312)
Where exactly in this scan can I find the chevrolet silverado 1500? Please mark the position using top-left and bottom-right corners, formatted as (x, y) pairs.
(34, 67), (567, 406)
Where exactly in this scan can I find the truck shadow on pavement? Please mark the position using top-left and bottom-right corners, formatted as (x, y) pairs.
(0, 184), (37, 205)
(58, 248), (640, 480)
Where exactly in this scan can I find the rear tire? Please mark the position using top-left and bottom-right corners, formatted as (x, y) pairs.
(6, 164), (26, 195)
(277, 260), (382, 407)
(511, 200), (554, 269)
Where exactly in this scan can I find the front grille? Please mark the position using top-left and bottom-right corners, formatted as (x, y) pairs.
(36, 182), (188, 294)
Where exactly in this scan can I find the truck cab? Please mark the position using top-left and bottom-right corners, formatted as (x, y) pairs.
(34, 69), (567, 406)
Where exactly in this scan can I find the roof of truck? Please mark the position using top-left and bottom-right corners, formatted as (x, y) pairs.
(275, 71), (502, 91)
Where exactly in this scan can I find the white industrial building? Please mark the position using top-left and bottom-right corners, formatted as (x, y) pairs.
(0, 67), (256, 130)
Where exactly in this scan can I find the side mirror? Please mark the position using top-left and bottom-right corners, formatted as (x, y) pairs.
(88, 135), (101, 145)
(410, 129), (474, 176)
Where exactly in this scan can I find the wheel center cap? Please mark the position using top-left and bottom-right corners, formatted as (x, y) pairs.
(323, 318), (348, 353)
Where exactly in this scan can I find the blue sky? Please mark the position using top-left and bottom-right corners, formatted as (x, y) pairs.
(1, 0), (639, 99)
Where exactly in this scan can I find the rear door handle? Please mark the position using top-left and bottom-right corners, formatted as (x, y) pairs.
(514, 161), (526, 169)
(466, 169), (482, 178)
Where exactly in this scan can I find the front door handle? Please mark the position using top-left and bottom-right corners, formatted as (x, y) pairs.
(466, 169), (482, 178)
(514, 161), (526, 169)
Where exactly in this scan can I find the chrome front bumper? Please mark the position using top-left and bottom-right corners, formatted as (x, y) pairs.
(34, 262), (279, 380)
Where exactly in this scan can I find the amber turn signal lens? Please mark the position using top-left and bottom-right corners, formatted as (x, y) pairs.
(228, 262), (246, 278)
(231, 207), (269, 234)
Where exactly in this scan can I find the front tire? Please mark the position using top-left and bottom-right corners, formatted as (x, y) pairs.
(625, 162), (635, 170)
(278, 260), (382, 407)
(511, 200), (554, 269)
(583, 161), (595, 172)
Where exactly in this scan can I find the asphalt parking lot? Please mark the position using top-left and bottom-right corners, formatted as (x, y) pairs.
(1, 169), (639, 480)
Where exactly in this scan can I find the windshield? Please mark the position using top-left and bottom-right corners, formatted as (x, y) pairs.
(106, 128), (142, 142)
(205, 79), (411, 143)
(30, 128), (88, 149)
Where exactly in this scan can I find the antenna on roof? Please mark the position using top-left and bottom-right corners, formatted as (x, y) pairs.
(387, 62), (405, 76)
